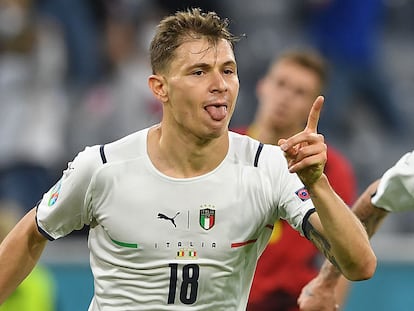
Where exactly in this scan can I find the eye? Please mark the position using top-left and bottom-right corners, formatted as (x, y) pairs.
(276, 79), (285, 87)
(192, 70), (204, 76)
(294, 88), (306, 97)
(224, 68), (234, 75)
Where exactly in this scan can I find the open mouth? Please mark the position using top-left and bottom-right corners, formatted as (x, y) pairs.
(204, 104), (228, 121)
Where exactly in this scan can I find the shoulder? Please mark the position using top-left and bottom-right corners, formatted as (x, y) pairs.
(325, 144), (355, 175)
(100, 128), (149, 163)
(325, 144), (357, 204)
(68, 128), (149, 179)
(372, 150), (414, 212)
(394, 150), (414, 169)
(327, 145), (352, 167)
(381, 150), (414, 184)
(228, 131), (285, 168)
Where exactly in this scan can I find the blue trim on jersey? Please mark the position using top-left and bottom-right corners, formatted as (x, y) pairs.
(302, 208), (316, 240)
(100, 145), (107, 164)
(254, 143), (264, 167)
(35, 202), (55, 241)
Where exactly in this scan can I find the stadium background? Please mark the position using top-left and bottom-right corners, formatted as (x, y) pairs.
(3, 0), (414, 310)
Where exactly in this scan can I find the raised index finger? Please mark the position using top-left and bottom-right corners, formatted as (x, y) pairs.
(305, 95), (324, 133)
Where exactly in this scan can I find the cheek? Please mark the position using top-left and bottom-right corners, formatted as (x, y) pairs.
(261, 83), (279, 98)
(296, 101), (312, 120)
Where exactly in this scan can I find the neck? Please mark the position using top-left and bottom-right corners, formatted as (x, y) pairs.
(147, 124), (229, 178)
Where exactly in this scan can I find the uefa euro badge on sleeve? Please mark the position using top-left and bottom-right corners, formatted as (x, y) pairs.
(48, 179), (62, 206)
(295, 187), (311, 201)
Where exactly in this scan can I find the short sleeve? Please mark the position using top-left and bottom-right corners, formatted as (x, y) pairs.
(36, 145), (102, 240)
(371, 151), (414, 212)
(258, 145), (316, 236)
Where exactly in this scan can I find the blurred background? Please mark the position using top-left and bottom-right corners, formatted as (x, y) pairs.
(0, 0), (413, 310)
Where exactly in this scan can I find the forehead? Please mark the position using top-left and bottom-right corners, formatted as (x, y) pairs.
(271, 60), (320, 84)
(173, 38), (236, 67)
(271, 60), (315, 79)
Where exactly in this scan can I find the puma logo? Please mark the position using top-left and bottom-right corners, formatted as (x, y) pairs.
(157, 212), (180, 227)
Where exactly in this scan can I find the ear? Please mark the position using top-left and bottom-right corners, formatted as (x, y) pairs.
(148, 74), (168, 103)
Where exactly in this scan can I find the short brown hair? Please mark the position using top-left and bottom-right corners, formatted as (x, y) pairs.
(150, 8), (239, 74)
(276, 50), (328, 89)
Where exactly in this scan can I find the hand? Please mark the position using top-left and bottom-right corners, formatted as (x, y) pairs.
(297, 276), (339, 311)
(278, 96), (327, 186)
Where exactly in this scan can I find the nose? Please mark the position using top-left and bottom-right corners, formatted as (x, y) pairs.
(210, 70), (227, 93)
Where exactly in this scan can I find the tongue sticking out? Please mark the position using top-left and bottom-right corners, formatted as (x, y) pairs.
(205, 105), (227, 121)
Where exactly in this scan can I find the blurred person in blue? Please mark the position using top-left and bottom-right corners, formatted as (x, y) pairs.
(0, 0), (69, 216)
(298, 150), (414, 311)
(36, 0), (104, 91)
(303, 0), (406, 141)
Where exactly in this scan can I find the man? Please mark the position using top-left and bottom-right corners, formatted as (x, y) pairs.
(0, 8), (375, 310)
(298, 150), (414, 311)
(233, 51), (357, 311)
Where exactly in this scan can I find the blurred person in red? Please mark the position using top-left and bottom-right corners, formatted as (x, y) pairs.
(233, 50), (357, 311)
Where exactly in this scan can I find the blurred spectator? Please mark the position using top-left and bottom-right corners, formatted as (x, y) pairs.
(233, 49), (357, 311)
(37, 0), (105, 91)
(155, 0), (224, 15)
(0, 207), (56, 311)
(303, 0), (406, 142)
(67, 0), (163, 155)
(0, 0), (69, 215)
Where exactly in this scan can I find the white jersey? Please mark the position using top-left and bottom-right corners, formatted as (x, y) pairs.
(36, 128), (315, 311)
(371, 150), (414, 212)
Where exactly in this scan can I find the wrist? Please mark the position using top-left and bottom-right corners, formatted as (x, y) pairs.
(306, 174), (330, 196)
(314, 272), (340, 289)
(317, 261), (342, 288)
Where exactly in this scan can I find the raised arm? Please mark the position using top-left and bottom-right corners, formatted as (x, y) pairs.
(0, 208), (48, 304)
(279, 96), (376, 282)
(298, 179), (387, 310)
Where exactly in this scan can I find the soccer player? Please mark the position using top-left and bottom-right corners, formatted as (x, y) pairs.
(232, 50), (356, 311)
(298, 150), (414, 311)
(0, 8), (375, 310)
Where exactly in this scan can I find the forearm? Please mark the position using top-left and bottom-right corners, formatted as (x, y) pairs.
(306, 175), (376, 281)
(303, 180), (387, 305)
(351, 180), (389, 237)
(0, 209), (47, 304)
(335, 274), (350, 309)
(298, 259), (348, 311)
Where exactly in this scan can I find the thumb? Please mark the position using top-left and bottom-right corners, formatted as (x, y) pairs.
(278, 138), (288, 151)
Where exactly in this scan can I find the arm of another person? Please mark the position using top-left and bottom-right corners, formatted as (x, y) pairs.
(0, 208), (48, 304)
(298, 179), (388, 311)
(279, 96), (376, 282)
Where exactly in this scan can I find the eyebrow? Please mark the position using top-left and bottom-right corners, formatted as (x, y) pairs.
(187, 60), (237, 71)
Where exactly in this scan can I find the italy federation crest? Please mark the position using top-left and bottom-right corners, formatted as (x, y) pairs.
(199, 208), (215, 230)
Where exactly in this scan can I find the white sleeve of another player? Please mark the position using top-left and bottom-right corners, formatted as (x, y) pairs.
(371, 151), (414, 213)
(36, 145), (102, 240)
